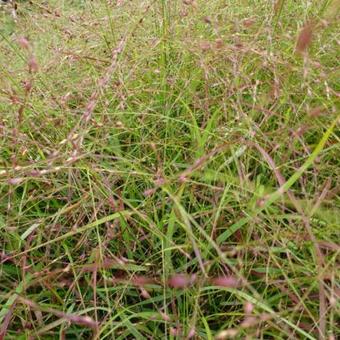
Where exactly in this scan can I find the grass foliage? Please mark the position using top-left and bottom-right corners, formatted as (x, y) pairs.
(0, 0), (339, 339)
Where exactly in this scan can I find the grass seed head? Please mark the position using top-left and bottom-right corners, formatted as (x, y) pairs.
(296, 21), (314, 54)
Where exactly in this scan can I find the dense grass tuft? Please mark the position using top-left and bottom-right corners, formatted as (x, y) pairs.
(0, 1), (339, 339)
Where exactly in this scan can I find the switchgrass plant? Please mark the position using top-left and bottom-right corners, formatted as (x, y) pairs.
(0, 0), (339, 339)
